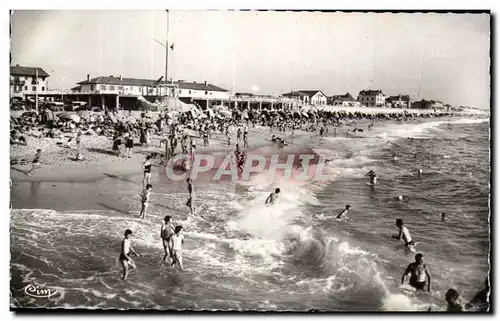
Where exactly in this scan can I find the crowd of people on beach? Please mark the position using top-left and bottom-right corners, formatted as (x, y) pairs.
(10, 103), (487, 311)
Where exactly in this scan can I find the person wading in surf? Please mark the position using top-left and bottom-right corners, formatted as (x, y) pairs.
(186, 178), (195, 215)
(265, 188), (280, 206)
(401, 253), (431, 292)
(392, 219), (415, 248)
(119, 229), (140, 281)
(336, 205), (351, 220)
(365, 170), (377, 185)
(160, 215), (175, 263)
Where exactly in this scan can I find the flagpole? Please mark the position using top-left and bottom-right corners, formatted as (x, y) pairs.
(165, 9), (170, 95)
(35, 68), (39, 113)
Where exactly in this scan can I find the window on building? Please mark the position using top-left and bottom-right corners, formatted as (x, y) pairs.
(205, 91), (208, 95)
(90, 85), (95, 91)
(32, 86), (36, 91)
(189, 90), (192, 94)
(14, 76), (20, 83)
(179, 90), (183, 94)
(118, 86), (123, 90)
(101, 85), (107, 90)
(42, 87), (45, 91)
(109, 86), (115, 90)
(24, 86), (27, 90)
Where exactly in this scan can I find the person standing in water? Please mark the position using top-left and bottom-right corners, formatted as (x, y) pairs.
(336, 205), (351, 220)
(392, 219), (415, 248)
(139, 184), (152, 219)
(401, 253), (431, 292)
(170, 225), (185, 271)
(441, 212), (446, 222)
(466, 277), (490, 311)
(143, 155), (152, 186)
(365, 170), (377, 185)
(160, 215), (175, 263)
(119, 229), (140, 281)
(186, 178), (195, 215)
(265, 188), (280, 206)
(417, 168), (423, 178)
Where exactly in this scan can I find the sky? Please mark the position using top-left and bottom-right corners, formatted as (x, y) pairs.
(10, 10), (490, 108)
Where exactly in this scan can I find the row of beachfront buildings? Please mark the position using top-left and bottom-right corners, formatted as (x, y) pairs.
(10, 65), (450, 110)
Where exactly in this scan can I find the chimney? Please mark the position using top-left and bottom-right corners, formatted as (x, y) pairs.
(204, 81), (207, 86)
(87, 74), (90, 81)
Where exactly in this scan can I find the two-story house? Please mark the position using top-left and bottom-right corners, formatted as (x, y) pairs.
(281, 90), (327, 106)
(10, 65), (50, 99)
(386, 95), (411, 108)
(357, 90), (386, 107)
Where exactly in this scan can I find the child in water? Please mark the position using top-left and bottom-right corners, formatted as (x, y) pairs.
(170, 225), (185, 271)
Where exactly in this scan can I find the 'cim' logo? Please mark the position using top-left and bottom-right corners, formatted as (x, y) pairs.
(24, 284), (59, 298)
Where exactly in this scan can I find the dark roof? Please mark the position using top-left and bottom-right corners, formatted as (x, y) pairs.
(11, 65), (49, 77)
(235, 92), (254, 96)
(77, 76), (228, 92)
(329, 93), (354, 101)
(282, 90), (325, 98)
(359, 90), (383, 96)
(387, 95), (410, 102)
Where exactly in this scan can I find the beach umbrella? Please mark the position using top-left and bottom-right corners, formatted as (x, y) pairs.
(77, 110), (90, 119)
(219, 110), (232, 118)
(58, 112), (81, 123)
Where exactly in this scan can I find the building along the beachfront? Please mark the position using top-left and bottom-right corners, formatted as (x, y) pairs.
(10, 65), (50, 99)
(73, 75), (229, 110)
(385, 95), (410, 108)
(327, 93), (360, 107)
(357, 90), (386, 107)
(410, 99), (445, 110)
(281, 90), (327, 106)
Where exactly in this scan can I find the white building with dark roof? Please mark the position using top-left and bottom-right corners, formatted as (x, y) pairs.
(75, 75), (229, 99)
(10, 64), (50, 98)
(281, 90), (327, 106)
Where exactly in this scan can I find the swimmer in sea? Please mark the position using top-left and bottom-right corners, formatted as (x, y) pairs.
(401, 253), (431, 292)
(119, 229), (140, 281)
(445, 289), (463, 312)
(365, 170), (377, 185)
(391, 154), (399, 163)
(139, 184), (152, 219)
(160, 215), (175, 263)
(170, 225), (185, 271)
(392, 219), (415, 248)
(441, 212), (446, 222)
(336, 205), (351, 220)
(466, 277), (490, 312)
(417, 168), (423, 178)
(265, 188), (280, 206)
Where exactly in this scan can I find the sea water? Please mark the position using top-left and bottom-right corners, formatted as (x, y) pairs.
(10, 118), (490, 311)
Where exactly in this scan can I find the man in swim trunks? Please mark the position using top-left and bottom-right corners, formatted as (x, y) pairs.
(265, 188), (280, 206)
(139, 184), (152, 219)
(392, 219), (415, 248)
(143, 155), (152, 186)
(119, 229), (140, 281)
(401, 253), (431, 292)
(160, 215), (175, 263)
(186, 178), (195, 215)
(336, 205), (351, 219)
